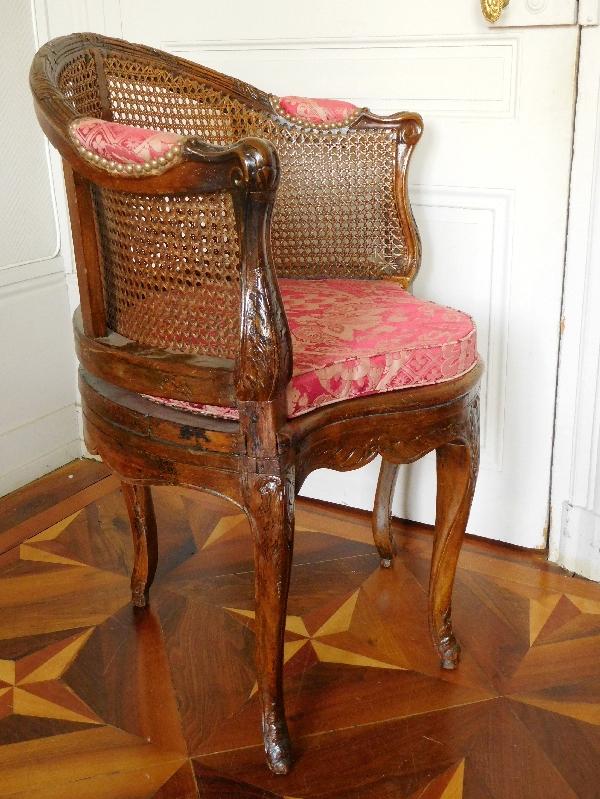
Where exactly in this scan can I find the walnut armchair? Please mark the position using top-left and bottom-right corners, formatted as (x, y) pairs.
(30, 33), (482, 775)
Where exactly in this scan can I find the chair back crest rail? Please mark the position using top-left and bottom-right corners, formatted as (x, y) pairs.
(29, 32), (423, 417)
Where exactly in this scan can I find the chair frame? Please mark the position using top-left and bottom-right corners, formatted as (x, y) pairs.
(31, 33), (482, 774)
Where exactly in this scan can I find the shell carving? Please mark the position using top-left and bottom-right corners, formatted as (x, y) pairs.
(481, 0), (509, 23)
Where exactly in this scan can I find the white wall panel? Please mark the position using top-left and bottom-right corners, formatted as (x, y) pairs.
(492, 0), (577, 26)
(0, 273), (80, 496)
(0, 406), (80, 498)
(0, 2), (81, 497)
(302, 184), (514, 534)
(550, 25), (600, 580)
(0, 0), (58, 272)
(412, 186), (514, 473)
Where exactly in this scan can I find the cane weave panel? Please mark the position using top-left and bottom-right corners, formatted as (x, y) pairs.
(57, 56), (103, 118)
(92, 187), (241, 359)
(101, 56), (407, 280)
(267, 128), (404, 279)
(59, 50), (408, 358)
(103, 56), (238, 143)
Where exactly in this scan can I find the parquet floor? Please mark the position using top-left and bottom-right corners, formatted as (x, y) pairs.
(0, 460), (599, 798)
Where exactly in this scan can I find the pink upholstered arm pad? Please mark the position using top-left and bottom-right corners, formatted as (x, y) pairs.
(274, 96), (361, 127)
(69, 117), (185, 176)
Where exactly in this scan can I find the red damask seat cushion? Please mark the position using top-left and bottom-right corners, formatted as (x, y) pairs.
(144, 279), (477, 420)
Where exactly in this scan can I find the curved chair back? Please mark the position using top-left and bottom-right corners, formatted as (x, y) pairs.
(30, 33), (422, 386)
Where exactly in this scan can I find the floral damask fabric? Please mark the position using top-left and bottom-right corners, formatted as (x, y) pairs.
(70, 118), (183, 164)
(144, 398), (240, 420)
(278, 96), (358, 124)
(144, 279), (477, 420)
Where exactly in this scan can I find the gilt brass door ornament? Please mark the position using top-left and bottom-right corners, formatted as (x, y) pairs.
(481, 0), (510, 23)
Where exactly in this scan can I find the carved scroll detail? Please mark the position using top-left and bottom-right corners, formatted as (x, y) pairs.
(297, 395), (480, 487)
(233, 140), (292, 404)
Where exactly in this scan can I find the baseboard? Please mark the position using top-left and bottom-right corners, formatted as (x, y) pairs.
(0, 405), (81, 498)
(559, 502), (600, 581)
(296, 493), (552, 565)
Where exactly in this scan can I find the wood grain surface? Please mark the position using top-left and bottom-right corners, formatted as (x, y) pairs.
(0, 461), (598, 798)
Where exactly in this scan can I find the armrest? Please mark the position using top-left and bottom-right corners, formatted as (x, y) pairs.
(50, 116), (290, 412)
(32, 94), (280, 197)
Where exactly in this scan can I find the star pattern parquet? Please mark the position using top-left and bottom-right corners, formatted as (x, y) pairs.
(0, 461), (599, 797)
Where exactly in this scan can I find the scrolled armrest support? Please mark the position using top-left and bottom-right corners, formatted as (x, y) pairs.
(187, 137), (291, 415)
(181, 136), (280, 194)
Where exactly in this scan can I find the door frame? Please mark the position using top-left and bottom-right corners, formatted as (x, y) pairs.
(549, 23), (600, 581)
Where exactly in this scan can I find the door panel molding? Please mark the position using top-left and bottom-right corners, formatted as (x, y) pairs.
(32, 0), (123, 41)
(412, 186), (514, 471)
(163, 35), (520, 119)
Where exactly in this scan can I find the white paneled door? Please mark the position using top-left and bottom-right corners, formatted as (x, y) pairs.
(39, 0), (584, 547)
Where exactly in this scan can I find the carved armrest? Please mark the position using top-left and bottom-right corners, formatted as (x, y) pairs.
(32, 80), (290, 411)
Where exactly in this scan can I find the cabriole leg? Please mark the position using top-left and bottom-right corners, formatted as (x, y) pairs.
(429, 399), (479, 669)
(243, 467), (295, 775)
(373, 458), (400, 567)
(121, 482), (158, 608)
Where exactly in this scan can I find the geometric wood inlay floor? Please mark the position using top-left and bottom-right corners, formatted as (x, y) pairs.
(0, 460), (599, 798)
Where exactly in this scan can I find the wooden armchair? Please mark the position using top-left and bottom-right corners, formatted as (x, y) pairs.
(30, 33), (482, 775)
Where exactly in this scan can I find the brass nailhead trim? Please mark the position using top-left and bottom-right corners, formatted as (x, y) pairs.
(269, 95), (365, 131)
(68, 120), (185, 177)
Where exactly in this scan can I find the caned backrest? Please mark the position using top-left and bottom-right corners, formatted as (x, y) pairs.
(32, 34), (421, 362)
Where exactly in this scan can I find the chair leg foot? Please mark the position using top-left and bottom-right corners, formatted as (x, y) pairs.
(373, 458), (400, 564)
(437, 606), (462, 669)
(244, 467), (295, 775)
(263, 712), (293, 775)
(131, 584), (150, 608)
(441, 650), (461, 670)
(121, 482), (158, 608)
(429, 399), (479, 669)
